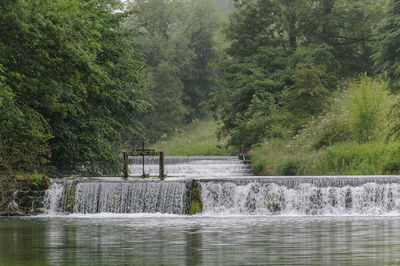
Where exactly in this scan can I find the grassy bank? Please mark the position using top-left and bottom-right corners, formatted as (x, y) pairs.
(251, 140), (400, 176)
(150, 119), (234, 156)
(251, 76), (400, 176)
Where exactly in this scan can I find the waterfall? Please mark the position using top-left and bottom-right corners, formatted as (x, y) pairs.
(201, 181), (400, 215)
(42, 156), (400, 216)
(128, 156), (251, 178)
(43, 182), (65, 213)
(44, 180), (190, 215)
(74, 182), (188, 214)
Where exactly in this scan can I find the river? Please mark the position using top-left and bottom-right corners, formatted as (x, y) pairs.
(1, 215), (400, 265)
(2, 156), (400, 265)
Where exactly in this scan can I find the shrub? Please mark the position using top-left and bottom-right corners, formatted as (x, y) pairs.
(309, 142), (400, 175)
(277, 159), (301, 176)
(383, 160), (400, 174)
(345, 75), (393, 143)
(312, 116), (352, 149)
(229, 92), (289, 148)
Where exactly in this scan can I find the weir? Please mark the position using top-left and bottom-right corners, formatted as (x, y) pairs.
(42, 156), (400, 216)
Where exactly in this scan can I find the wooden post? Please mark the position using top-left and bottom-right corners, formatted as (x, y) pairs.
(142, 142), (145, 177)
(123, 152), (128, 178)
(159, 152), (165, 179)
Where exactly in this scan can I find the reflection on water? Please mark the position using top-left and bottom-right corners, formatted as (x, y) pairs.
(1, 216), (400, 265)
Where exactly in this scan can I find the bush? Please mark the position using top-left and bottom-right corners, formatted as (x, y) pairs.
(311, 143), (382, 175)
(277, 159), (301, 176)
(310, 142), (400, 175)
(312, 117), (352, 149)
(345, 75), (393, 143)
(250, 138), (400, 176)
(250, 140), (286, 175)
(294, 75), (394, 150)
(229, 92), (289, 148)
(383, 160), (400, 174)
(250, 139), (315, 176)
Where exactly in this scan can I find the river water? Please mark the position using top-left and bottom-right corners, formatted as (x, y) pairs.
(3, 156), (400, 265)
(2, 215), (400, 265)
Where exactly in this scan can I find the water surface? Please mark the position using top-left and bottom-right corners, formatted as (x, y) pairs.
(1, 215), (400, 265)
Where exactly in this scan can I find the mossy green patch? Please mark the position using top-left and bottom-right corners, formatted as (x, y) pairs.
(190, 180), (203, 215)
(64, 182), (77, 213)
(15, 172), (50, 190)
(140, 174), (150, 179)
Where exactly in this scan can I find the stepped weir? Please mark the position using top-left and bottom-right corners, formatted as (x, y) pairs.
(43, 156), (400, 215)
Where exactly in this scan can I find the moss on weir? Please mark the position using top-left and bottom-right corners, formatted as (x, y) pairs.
(15, 173), (51, 190)
(190, 180), (203, 215)
(64, 182), (77, 213)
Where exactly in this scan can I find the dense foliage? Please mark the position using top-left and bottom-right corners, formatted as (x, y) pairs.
(3, 0), (400, 177)
(127, 0), (222, 142)
(0, 0), (147, 176)
(208, 0), (400, 176)
(374, 0), (400, 91)
(217, 0), (386, 148)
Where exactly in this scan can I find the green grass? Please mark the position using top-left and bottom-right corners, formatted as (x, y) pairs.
(251, 140), (400, 176)
(310, 142), (400, 175)
(150, 119), (234, 156)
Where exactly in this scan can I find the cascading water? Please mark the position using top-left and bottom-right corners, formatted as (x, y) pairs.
(43, 182), (65, 213)
(73, 181), (188, 214)
(128, 156), (251, 178)
(201, 181), (400, 215)
(42, 156), (400, 215)
(44, 180), (191, 215)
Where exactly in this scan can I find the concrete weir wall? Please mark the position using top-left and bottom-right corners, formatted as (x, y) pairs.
(0, 178), (50, 216)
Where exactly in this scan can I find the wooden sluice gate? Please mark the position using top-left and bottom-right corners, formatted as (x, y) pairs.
(238, 147), (251, 162)
(122, 145), (165, 179)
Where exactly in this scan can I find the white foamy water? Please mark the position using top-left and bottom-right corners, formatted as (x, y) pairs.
(42, 156), (400, 216)
(128, 156), (251, 178)
(43, 182), (65, 214)
(73, 181), (188, 214)
(201, 181), (400, 215)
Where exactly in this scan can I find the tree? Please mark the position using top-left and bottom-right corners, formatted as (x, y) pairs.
(215, 0), (385, 148)
(0, 65), (51, 174)
(374, 0), (400, 91)
(284, 65), (331, 128)
(0, 0), (147, 176)
(215, 0), (234, 12)
(304, 0), (385, 75)
(127, 0), (222, 142)
(181, 0), (221, 120)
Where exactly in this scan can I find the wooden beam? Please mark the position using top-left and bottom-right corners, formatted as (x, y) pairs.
(122, 152), (129, 178)
(122, 146), (166, 179)
(159, 152), (165, 179)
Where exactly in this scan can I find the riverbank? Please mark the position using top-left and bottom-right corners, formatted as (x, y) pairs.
(251, 140), (400, 176)
(150, 119), (234, 156)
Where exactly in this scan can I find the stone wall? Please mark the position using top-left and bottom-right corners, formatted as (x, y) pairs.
(0, 177), (50, 216)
